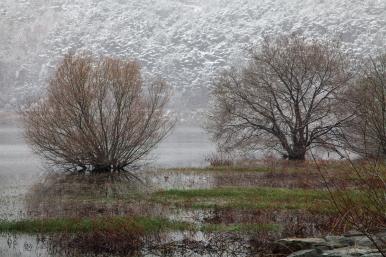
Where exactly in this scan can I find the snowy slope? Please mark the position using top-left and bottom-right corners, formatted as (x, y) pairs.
(0, 0), (385, 113)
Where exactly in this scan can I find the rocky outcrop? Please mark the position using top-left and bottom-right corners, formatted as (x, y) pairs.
(275, 231), (385, 257)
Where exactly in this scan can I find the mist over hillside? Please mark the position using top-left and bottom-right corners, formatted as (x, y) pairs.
(0, 0), (385, 117)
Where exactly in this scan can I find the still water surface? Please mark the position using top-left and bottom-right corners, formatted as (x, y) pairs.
(0, 122), (221, 257)
(0, 123), (215, 220)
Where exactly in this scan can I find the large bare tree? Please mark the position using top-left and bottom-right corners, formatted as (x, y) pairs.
(23, 54), (174, 172)
(207, 35), (352, 160)
(338, 54), (386, 159)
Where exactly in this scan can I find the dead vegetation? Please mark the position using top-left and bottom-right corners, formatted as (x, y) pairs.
(205, 152), (234, 167)
(316, 159), (386, 256)
(336, 54), (386, 159)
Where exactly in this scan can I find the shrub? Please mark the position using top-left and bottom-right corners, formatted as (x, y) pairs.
(205, 152), (234, 167)
(23, 53), (174, 172)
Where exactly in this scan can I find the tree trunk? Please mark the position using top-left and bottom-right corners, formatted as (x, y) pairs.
(93, 164), (111, 173)
(288, 154), (306, 161)
(288, 146), (306, 160)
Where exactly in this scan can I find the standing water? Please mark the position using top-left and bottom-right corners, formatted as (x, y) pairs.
(0, 116), (215, 220)
(0, 123), (42, 220)
(0, 116), (218, 256)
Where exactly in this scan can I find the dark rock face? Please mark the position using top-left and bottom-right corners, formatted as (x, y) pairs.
(276, 231), (386, 257)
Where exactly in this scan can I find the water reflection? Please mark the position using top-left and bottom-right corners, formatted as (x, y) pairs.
(0, 232), (254, 257)
(0, 121), (339, 257)
(24, 172), (215, 225)
(0, 123), (215, 220)
(0, 234), (48, 257)
(0, 125), (43, 220)
(144, 170), (214, 189)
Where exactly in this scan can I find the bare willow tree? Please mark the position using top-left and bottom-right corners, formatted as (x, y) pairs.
(207, 35), (353, 160)
(23, 54), (174, 172)
(337, 54), (386, 159)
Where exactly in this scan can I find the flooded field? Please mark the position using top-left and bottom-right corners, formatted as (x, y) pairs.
(1, 121), (250, 257)
(0, 119), (352, 257)
(0, 232), (255, 257)
(0, 122), (215, 220)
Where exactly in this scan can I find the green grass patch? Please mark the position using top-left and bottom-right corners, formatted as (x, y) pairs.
(0, 216), (192, 234)
(152, 187), (333, 212)
(0, 217), (279, 235)
(162, 161), (386, 177)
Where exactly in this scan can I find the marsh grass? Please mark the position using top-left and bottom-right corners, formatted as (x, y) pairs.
(171, 159), (386, 177)
(0, 217), (281, 235)
(25, 169), (375, 217)
(151, 187), (334, 212)
(15, 162), (384, 256)
(0, 216), (192, 234)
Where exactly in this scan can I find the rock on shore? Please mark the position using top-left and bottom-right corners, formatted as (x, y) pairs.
(275, 231), (385, 257)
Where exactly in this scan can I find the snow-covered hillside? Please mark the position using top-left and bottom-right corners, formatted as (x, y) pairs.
(0, 0), (385, 114)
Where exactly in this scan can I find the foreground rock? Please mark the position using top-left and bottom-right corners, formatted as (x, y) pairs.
(275, 231), (385, 257)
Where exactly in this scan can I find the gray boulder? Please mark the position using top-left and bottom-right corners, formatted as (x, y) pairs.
(275, 238), (328, 253)
(287, 249), (320, 257)
(278, 231), (385, 257)
(321, 246), (381, 257)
